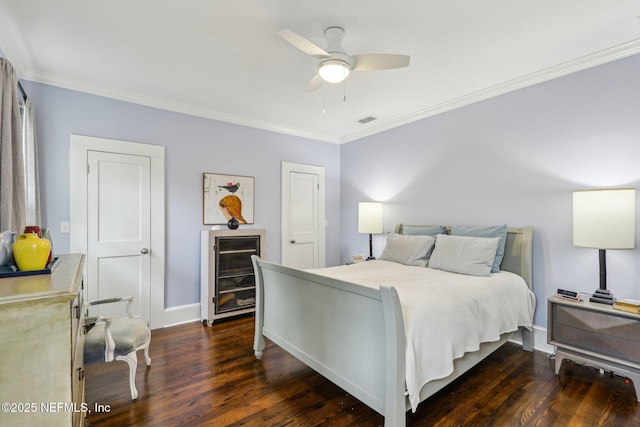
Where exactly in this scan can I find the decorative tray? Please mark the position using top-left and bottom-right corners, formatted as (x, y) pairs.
(0, 257), (59, 278)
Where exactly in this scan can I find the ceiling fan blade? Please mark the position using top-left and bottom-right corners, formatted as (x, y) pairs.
(277, 29), (330, 58)
(305, 74), (324, 92)
(351, 54), (411, 71)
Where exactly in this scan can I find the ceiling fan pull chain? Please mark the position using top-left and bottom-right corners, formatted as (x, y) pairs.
(323, 82), (327, 115)
(343, 80), (347, 102)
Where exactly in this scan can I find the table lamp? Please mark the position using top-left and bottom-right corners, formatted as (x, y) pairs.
(573, 188), (636, 304)
(358, 202), (383, 260)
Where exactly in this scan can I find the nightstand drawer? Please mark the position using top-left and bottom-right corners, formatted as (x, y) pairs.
(551, 304), (640, 364)
(555, 305), (640, 340)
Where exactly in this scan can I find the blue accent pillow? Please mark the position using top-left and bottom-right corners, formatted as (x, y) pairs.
(402, 225), (446, 236)
(451, 225), (507, 273)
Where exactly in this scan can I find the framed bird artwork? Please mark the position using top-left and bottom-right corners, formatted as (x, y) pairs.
(203, 173), (255, 225)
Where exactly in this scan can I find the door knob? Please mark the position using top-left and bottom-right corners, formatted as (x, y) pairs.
(290, 240), (296, 244)
(141, 248), (150, 254)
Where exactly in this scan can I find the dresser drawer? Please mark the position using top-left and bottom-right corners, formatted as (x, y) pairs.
(71, 331), (85, 427)
(551, 304), (640, 364)
(70, 291), (83, 356)
(71, 284), (85, 427)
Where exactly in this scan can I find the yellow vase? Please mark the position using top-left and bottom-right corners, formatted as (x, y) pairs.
(12, 233), (52, 271)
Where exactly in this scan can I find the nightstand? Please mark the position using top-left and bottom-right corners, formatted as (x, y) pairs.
(547, 295), (640, 401)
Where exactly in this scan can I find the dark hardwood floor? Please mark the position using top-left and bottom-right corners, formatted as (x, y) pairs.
(85, 315), (640, 426)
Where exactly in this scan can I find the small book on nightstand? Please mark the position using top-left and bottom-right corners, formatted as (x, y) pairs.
(612, 298), (640, 314)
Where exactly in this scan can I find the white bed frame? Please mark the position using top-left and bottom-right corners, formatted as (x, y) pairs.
(251, 225), (533, 426)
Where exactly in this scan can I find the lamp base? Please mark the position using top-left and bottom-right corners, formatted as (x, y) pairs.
(366, 256), (376, 261)
(589, 288), (616, 305)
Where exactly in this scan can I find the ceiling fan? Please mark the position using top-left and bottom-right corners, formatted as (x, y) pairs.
(277, 26), (411, 92)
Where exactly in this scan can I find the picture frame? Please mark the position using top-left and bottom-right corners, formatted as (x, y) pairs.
(203, 173), (255, 225)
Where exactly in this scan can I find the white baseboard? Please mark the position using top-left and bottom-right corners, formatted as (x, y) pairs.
(509, 325), (553, 354)
(163, 303), (201, 328)
(533, 326), (554, 354)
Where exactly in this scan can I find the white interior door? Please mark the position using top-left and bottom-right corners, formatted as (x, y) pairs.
(70, 134), (165, 329)
(87, 151), (151, 320)
(281, 162), (325, 269)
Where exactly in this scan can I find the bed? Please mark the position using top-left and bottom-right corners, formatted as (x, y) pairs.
(251, 224), (534, 426)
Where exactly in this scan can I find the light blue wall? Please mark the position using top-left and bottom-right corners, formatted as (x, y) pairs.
(22, 81), (341, 308)
(341, 53), (640, 328)
(20, 52), (640, 328)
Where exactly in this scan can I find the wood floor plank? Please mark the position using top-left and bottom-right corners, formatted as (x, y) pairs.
(85, 316), (640, 426)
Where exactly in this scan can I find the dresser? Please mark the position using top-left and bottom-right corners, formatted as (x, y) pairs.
(547, 295), (640, 401)
(0, 254), (86, 427)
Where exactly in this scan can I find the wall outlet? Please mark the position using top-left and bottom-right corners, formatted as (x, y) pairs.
(60, 221), (70, 233)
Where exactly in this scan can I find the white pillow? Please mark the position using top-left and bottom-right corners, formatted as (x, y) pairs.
(379, 233), (436, 267)
(428, 234), (500, 277)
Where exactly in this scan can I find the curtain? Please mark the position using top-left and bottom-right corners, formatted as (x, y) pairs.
(23, 99), (41, 226)
(0, 58), (26, 233)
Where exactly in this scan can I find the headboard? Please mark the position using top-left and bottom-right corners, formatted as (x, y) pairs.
(395, 224), (533, 290)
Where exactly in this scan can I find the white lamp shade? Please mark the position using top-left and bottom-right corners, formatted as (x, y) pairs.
(358, 202), (383, 234)
(573, 188), (636, 249)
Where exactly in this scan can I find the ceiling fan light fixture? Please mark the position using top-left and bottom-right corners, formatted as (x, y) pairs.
(318, 59), (350, 83)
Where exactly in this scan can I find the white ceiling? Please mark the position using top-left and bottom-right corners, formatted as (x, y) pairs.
(1, 1), (640, 144)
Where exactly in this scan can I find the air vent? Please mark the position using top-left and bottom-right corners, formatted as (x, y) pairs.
(357, 116), (377, 124)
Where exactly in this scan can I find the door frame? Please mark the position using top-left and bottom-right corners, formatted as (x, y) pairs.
(281, 161), (326, 268)
(70, 134), (165, 329)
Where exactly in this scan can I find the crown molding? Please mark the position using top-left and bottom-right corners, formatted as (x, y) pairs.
(19, 69), (340, 144)
(11, 37), (640, 146)
(340, 38), (640, 144)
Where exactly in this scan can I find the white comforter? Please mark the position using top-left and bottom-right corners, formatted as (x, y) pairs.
(309, 260), (535, 411)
